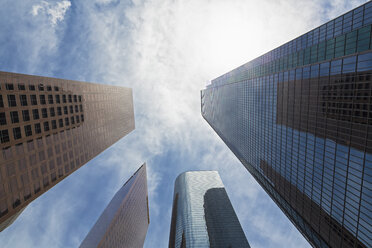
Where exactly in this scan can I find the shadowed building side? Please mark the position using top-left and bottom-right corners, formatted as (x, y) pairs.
(276, 70), (372, 153)
(204, 188), (250, 248)
(260, 160), (367, 248)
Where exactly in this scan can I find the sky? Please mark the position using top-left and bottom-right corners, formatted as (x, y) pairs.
(0, 0), (367, 247)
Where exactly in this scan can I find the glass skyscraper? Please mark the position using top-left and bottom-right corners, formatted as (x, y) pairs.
(168, 171), (250, 248)
(80, 164), (149, 248)
(201, 2), (372, 248)
(0, 71), (135, 231)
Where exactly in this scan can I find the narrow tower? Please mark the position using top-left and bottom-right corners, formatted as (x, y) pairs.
(80, 164), (149, 248)
(169, 171), (250, 248)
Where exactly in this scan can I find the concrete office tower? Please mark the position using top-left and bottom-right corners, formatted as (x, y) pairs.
(80, 164), (149, 248)
(201, 2), (372, 248)
(0, 71), (135, 231)
(169, 171), (250, 248)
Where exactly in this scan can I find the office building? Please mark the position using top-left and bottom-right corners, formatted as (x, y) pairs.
(169, 171), (250, 248)
(80, 164), (149, 248)
(201, 2), (372, 247)
(0, 71), (135, 231)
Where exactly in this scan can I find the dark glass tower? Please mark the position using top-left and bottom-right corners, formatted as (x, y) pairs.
(80, 164), (149, 248)
(201, 2), (372, 248)
(168, 171), (250, 248)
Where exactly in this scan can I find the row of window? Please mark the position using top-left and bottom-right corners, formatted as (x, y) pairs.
(1, 129), (87, 163)
(0, 105), (83, 126)
(0, 93), (83, 107)
(1, 151), (90, 212)
(0, 115), (84, 143)
(212, 3), (372, 86)
(4, 83), (59, 92)
(213, 29), (372, 87)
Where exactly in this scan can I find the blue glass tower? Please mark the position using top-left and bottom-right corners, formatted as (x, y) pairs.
(202, 2), (372, 248)
(168, 171), (250, 248)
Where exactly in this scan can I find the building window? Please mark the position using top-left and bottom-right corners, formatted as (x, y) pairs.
(34, 183), (40, 194)
(38, 84), (44, 91)
(13, 127), (21, 140)
(43, 122), (49, 132)
(64, 106), (68, 115)
(65, 117), (69, 126)
(24, 125), (32, 137)
(22, 110), (30, 122)
(5, 83), (14, 90)
(0, 113), (6, 125)
(29, 84), (35, 91)
(35, 123), (41, 134)
(62, 95), (66, 103)
(19, 95), (27, 106)
(32, 109), (39, 120)
(55, 95), (60, 103)
(0, 95), (3, 107)
(47, 86), (52, 91)
(7, 95), (16, 107)
(54, 86), (59, 91)
(81, 114), (84, 122)
(10, 111), (19, 123)
(68, 94), (72, 103)
(73, 95), (77, 102)
(43, 177), (49, 187)
(51, 120), (57, 129)
(71, 116), (75, 125)
(49, 107), (55, 117)
(39, 95), (46, 105)
(57, 107), (62, 116)
(76, 115), (80, 123)
(48, 95), (53, 104)
(69, 106), (73, 114)
(59, 119), (64, 127)
(51, 172), (56, 182)
(42, 108), (48, 118)
(79, 104), (83, 112)
(30, 95), (37, 105)
(75, 105), (79, 112)
(78, 95), (82, 102)
(18, 84), (25, 90)
(0, 130), (9, 143)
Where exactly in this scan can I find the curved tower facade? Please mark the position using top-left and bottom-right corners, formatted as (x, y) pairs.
(168, 171), (250, 248)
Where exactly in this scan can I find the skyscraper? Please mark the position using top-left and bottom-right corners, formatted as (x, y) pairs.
(201, 2), (372, 248)
(169, 171), (250, 248)
(0, 71), (135, 231)
(80, 163), (149, 248)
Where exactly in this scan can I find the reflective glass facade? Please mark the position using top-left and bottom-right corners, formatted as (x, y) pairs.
(202, 2), (372, 248)
(169, 171), (250, 248)
(80, 164), (149, 248)
(0, 71), (135, 231)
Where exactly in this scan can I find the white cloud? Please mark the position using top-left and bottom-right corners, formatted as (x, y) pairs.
(31, 0), (71, 26)
(95, 0), (116, 4)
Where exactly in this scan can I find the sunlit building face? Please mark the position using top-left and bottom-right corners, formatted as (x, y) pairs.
(0, 71), (135, 231)
(80, 164), (149, 248)
(202, 2), (372, 248)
